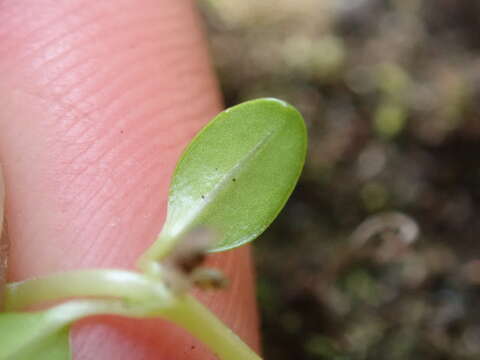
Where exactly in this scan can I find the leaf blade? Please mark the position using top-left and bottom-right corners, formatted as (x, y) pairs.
(142, 98), (307, 261)
(0, 299), (140, 360)
(0, 311), (71, 360)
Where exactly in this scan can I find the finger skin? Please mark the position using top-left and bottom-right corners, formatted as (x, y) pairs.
(0, 166), (6, 310)
(0, 1), (259, 359)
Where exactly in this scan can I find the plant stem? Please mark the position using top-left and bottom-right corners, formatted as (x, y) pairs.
(4, 269), (173, 311)
(46, 298), (151, 324)
(4, 270), (262, 360)
(165, 295), (262, 360)
(137, 232), (177, 275)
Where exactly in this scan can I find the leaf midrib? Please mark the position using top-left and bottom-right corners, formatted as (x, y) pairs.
(165, 128), (278, 240)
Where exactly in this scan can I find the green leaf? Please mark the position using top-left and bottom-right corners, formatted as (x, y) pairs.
(141, 98), (307, 262)
(0, 299), (134, 360)
(0, 310), (71, 360)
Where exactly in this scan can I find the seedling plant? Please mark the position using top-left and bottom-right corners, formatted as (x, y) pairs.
(0, 98), (307, 360)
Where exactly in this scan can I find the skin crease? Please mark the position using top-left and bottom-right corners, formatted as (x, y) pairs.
(0, 1), (260, 359)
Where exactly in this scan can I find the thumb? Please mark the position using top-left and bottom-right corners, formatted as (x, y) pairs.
(0, 1), (259, 359)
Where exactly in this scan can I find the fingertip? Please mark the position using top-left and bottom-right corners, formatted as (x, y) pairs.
(0, 0), (259, 359)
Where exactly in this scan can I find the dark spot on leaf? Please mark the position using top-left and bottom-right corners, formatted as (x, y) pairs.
(201, 195), (205, 199)
(232, 178), (236, 182)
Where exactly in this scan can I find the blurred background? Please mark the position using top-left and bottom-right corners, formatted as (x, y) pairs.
(199, 1), (480, 359)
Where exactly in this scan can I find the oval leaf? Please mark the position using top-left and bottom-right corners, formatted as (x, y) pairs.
(141, 98), (307, 262)
(0, 299), (140, 360)
(0, 309), (71, 360)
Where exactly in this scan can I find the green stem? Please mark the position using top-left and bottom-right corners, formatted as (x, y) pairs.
(4, 269), (173, 311)
(45, 298), (151, 324)
(165, 295), (262, 360)
(137, 232), (177, 275)
(4, 270), (262, 360)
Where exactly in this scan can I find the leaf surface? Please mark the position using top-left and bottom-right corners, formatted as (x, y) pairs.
(143, 98), (307, 260)
(0, 299), (132, 360)
(0, 311), (71, 360)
